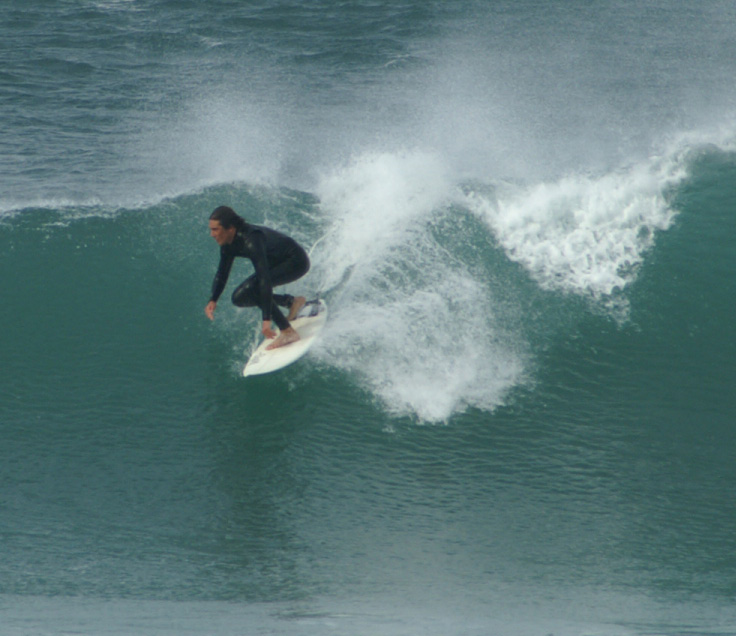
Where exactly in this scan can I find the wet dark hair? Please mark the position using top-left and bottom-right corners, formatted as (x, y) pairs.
(209, 205), (247, 231)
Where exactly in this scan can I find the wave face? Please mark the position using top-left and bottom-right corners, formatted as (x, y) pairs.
(2, 1), (736, 634)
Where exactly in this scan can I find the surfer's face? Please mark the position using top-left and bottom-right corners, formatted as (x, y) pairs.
(209, 220), (236, 246)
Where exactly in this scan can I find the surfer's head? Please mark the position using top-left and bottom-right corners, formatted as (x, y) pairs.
(209, 206), (245, 245)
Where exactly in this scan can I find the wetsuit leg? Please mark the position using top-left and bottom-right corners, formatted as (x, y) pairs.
(231, 279), (290, 330)
(231, 274), (260, 308)
(231, 247), (310, 330)
(267, 245), (310, 288)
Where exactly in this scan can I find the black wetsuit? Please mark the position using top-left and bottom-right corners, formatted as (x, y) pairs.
(210, 224), (310, 330)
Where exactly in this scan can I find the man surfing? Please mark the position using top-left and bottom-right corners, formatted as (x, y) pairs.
(205, 205), (309, 350)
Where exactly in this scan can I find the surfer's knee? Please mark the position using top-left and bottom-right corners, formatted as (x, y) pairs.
(231, 282), (257, 307)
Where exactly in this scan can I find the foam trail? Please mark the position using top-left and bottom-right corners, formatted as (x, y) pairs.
(309, 151), (526, 421)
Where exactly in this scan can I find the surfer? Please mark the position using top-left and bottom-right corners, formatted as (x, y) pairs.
(205, 206), (309, 350)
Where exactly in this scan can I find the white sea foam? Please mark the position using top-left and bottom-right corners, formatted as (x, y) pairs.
(463, 152), (689, 303)
(312, 151), (451, 289)
(308, 151), (526, 422)
(302, 143), (699, 419)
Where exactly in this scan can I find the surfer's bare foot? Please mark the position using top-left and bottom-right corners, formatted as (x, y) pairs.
(266, 327), (301, 350)
(287, 296), (307, 322)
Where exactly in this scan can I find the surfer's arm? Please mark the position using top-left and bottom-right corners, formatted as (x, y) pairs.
(206, 250), (234, 320)
(210, 250), (234, 303)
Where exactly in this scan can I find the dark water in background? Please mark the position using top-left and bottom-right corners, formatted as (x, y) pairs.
(1, 2), (735, 634)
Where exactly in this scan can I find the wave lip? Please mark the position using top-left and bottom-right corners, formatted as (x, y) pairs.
(464, 152), (689, 304)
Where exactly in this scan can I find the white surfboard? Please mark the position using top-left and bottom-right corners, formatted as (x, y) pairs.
(242, 299), (327, 377)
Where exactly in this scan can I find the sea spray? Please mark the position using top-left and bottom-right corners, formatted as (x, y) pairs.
(309, 151), (526, 421)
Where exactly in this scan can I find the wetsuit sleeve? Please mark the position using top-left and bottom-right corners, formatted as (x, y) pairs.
(244, 231), (274, 321)
(210, 249), (235, 303)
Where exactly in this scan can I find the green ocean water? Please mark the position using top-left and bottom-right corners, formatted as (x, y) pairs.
(2, 1), (736, 634)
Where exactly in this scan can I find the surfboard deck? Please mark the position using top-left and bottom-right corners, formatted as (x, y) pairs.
(242, 299), (327, 377)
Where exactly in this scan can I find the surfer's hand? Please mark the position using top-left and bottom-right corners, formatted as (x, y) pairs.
(205, 301), (217, 320)
(262, 321), (277, 339)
